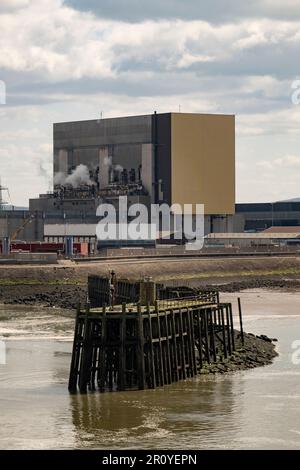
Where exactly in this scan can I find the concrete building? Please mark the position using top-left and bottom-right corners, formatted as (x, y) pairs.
(205, 231), (300, 248)
(235, 201), (300, 232)
(51, 112), (235, 217)
(1, 112), (235, 245)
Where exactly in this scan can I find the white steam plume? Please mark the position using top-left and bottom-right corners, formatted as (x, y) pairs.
(54, 164), (94, 188)
(53, 171), (66, 185)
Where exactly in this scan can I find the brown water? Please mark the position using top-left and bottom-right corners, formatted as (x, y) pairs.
(0, 290), (300, 450)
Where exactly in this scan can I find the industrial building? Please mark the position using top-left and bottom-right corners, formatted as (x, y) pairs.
(235, 201), (300, 232)
(2, 111), (300, 255)
(1, 111), (236, 253)
(27, 112), (236, 246)
(50, 112), (235, 211)
(205, 230), (300, 248)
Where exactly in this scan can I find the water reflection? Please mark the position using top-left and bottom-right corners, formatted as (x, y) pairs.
(1, 291), (300, 449)
(69, 376), (239, 449)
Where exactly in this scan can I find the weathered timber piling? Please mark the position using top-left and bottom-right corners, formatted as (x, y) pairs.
(69, 276), (242, 393)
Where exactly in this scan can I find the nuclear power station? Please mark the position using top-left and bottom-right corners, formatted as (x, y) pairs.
(1, 111), (236, 253)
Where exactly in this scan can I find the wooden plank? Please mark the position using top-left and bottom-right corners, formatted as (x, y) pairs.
(178, 309), (187, 379)
(147, 303), (156, 389)
(203, 308), (210, 363)
(170, 309), (179, 382)
(137, 303), (146, 390)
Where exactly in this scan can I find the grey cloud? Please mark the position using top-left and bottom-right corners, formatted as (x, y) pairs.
(64, 0), (300, 22)
(2, 69), (290, 117)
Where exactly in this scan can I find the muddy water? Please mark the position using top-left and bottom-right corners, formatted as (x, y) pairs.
(0, 290), (300, 450)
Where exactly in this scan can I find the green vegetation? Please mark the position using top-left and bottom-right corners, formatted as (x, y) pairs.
(157, 267), (300, 281)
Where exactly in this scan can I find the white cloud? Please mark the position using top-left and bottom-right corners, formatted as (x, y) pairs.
(0, 0), (29, 12)
(256, 155), (300, 171)
(1, 1), (300, 82)
(274, 155), (300, 167)
(257, 161), (273, 169)
(1, 0), (300, 204)
(236, 106), (300, 137)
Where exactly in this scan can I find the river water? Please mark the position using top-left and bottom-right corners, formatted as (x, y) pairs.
(0, 289), (300, 450)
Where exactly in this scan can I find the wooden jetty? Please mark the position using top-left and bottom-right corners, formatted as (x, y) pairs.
(69, 276), (242, 393)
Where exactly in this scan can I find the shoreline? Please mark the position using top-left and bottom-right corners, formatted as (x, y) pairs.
(0, 256), (296, 376)
(200, 331), (278, 375)
(0, 276), (299, 309)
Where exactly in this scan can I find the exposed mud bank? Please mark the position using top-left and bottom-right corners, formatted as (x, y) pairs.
(0, 255), (299, 308)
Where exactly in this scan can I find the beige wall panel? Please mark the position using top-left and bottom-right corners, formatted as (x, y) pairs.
(171, 113), (235, 215)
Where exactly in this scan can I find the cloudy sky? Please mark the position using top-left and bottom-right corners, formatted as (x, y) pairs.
(0, 0), (300, 205)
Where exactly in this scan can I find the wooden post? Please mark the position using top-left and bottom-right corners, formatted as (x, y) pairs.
(179, 309), (187, 379)
(90, 321), (98, 391)
(203, 308), (210, 363)
(188, 309), (197, 376)
(99, 304), (107, 392)
(238, 297), (244, 345)
(170, 309), (179, 382)
(196, 310), (203, 370)
(117, 303), (126, 391)
(137, 303), (146, 390)
(220, 306), (228, 359)
(147, 303), (156, 389)
(156, 307), (165, 386)
(229, 303), (235, 351)
(225, 304), (232, 356)
(209, 308), (217, 362)
(78, 304), (93, 393)
(68, 304), (81, 392)
(185, 309), (193, 377)
(164, 311), (172, 384)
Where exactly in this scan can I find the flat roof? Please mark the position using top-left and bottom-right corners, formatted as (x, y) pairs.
(53, 111), (235, 126)
(206, 232), (300, 239)
(263, 226), (300, 233)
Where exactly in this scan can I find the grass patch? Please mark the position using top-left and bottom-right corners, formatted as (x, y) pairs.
(156, 267), (300, 281)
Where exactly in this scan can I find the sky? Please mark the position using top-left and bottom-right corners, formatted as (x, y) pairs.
(0, 0), (300, 206)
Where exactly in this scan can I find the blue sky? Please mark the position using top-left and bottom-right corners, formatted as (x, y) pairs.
(0, 0), (300, 205)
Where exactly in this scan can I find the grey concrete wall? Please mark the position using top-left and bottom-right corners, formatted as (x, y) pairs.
(2, 252), (58, 263)
(141, 143), (154, 199)
(54, 115), (152, 148)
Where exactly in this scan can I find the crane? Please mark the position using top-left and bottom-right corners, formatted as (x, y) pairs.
(11, 213), (35, 241)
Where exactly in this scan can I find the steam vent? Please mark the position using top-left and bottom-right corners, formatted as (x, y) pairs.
(68, 275), (247, 393)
